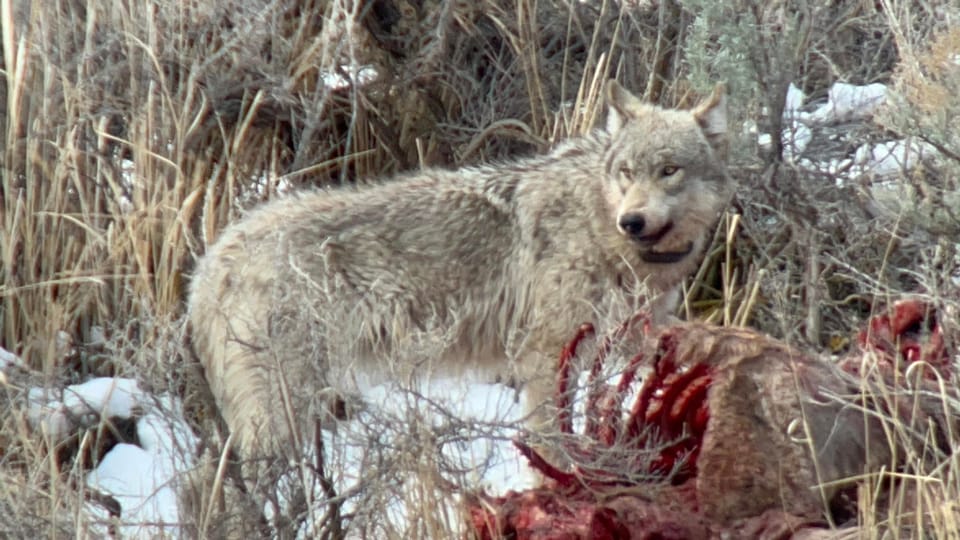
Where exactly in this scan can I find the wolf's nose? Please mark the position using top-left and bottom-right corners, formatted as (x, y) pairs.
(618, 214), (646, 237)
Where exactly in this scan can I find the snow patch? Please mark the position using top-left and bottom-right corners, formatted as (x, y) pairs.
(25, 371), (532, 537)
(27, 378), (144, 440)
(86, 443), (183, 537)
(0, 346), (24, 371)
(23, 375), (197, 538)
(851, 138), (939, 179)
(85, 394), (197, 539)
(802, 82), (887, 126)
(321, 64), (378, 91)
(764, 81), (938, 184)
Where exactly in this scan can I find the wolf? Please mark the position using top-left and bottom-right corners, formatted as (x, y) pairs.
(186, 79), (732, 489)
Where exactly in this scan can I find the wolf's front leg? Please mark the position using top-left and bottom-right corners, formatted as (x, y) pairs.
(519, 361), (561, 435)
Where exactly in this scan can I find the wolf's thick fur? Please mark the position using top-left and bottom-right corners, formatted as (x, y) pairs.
(187, 80), (731, 480)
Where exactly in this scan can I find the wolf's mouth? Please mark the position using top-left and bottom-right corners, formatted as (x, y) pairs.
(623, 220), (695, 263)
(639, 241), (694, 264)
(633, 222), (673, 244)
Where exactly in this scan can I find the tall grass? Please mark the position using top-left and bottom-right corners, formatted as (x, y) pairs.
(1, 0), (957, 537)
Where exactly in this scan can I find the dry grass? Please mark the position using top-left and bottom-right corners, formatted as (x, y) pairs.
(1, 0), (958, 537)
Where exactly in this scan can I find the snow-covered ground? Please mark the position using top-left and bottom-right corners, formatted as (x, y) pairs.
(758, 80), (939, 183)
(8, 346), (534, 538)
(22, 376), (198, 537)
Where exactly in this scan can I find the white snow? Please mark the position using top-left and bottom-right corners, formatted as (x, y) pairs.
(775, 84), (811, 162)
(374, 376), (536, 492)
(321, 64), (378, 90)
(764, 80), (938, 184)
(22, 377), (197, 538)
(803, 82), (887, 126)
(86, 393), (197, 538)
(0, 346), (24, 371)
(782, 122), (813, 163)
(282, 377), (536, 537)
(27, 377), (143, 441)
(22, 370), (529, 538)
(851, 138), (938, 178)
(784, 83), (807, 114)
(86, 443), (183, 537)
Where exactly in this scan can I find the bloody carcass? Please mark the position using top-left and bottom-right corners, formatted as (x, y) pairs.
(468, 300), (954, 539)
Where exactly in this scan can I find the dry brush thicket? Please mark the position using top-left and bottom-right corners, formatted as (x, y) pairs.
(1, 0), (958, 537)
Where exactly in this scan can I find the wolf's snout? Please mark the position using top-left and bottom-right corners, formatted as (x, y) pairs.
(618, 214), (646, 238)
(618, 214), (674, 244)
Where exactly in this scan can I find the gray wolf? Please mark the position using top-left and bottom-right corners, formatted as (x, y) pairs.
(186, 80), (731, 487)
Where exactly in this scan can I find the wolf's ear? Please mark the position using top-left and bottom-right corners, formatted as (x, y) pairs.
(604, 79), (645, 134)
(692, 83), (729, 159)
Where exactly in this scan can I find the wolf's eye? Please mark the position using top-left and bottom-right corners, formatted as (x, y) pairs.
(619, 165), (634, 178)
(660, 165), (680, 177)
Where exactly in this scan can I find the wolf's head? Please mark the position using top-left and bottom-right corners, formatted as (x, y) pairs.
(602, 81), (732, 265)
